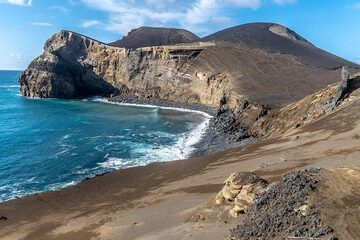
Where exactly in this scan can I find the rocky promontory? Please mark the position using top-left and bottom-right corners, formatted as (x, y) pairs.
(19, 23), (360, 155)
(20, 23), (359, 104)
(6, 25), (360, 237)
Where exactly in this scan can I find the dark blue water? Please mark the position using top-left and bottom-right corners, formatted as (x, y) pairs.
(0, 70), (210, 202)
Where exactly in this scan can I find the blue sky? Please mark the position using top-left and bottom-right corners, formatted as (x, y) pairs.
(0, 0), (359, 70)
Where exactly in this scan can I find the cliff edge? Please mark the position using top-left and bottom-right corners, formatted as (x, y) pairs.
(19, 23), (359, 106)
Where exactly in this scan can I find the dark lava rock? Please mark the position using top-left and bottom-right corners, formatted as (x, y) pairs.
(314, 225), (334, 238)
(228, 168), (335, 240)
(110, 26), (199, 49)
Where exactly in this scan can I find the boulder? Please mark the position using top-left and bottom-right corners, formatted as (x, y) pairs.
(214, 172), (268, 217)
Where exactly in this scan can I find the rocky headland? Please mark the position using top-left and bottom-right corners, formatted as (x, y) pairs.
(18, 23), (359, 155)
(4, 22), (360, 239)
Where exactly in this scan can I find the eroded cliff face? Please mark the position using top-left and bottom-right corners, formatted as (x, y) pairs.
(19, 30), (238, 108)
(19, 29), (360, 146)
(20, 28), (348, 108)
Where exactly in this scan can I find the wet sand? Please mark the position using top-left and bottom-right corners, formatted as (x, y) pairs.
(1, 99), (360, 239)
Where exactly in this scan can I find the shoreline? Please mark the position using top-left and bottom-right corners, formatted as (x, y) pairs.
(0, 94), (253, 203)
(1, 94), (360, 239)
(106, 94), (218, 116)
(92, 96), (215, 158)
(2, 98), (360, 239)
(107, 94), (258, 157)
(90, 97), (215, 118)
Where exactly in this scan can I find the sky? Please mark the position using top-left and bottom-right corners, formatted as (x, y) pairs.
(0, 0), (359, 70)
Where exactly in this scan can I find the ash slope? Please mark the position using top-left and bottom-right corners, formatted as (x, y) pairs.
(202, 23), (358, 69)
(109, 26), (199, 48)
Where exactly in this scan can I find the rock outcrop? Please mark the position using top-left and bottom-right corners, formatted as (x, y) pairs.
(228, 168), (337, 240)
(251, 71), (360, 137)
(19, 23), (359, 106)
(18, 24), (360, 152)
(214, 172), (268, 217)
(324, 66), (351, 112)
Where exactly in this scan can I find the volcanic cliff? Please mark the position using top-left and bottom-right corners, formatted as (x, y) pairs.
(7, 23), (360, 240)
(19, 23), (359, 106)
(19, 23), (360, 154)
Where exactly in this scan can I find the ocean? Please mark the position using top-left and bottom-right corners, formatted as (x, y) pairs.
(0, 70), (210, 202)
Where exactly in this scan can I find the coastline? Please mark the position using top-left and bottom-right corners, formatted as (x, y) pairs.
(90, 96), (215, 158)
(106, 94), (258, 157)
(0, 92), (254, 203)
(1, 99), (360, 239)
(106, 94), (218, 115)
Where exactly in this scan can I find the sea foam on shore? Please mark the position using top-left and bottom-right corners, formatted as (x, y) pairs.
(90, 97), (212, 164)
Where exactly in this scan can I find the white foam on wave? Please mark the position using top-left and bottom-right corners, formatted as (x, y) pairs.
(0, 85), (19, 88)
(177, 116), (211, 157)
(98, 157), (134, 170)
(89, 96), (213, 119)
(93, 97), (212, 170)
(93, 97), (212, 156)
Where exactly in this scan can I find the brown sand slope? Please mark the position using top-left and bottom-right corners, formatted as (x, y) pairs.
(1, 84), (360, 239)
(316, 168), (360, 239)
(109, 26), (199, 48)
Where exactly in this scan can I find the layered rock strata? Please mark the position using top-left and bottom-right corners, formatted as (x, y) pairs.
(214, 172), (268, 218)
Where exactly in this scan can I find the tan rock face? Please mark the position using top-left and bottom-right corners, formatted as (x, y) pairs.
(19, 30), (234, 108)
(19, 30), (359, 140)
(214, 172), (268, 218)
(19, 29), (348, 108)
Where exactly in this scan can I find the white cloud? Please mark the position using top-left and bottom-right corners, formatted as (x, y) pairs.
(30, 22), (53, 27)
(81, 0), (184, 34)
(352, 2), (360, 9)
(183, 0), (218, 26)
(272, 0), (297, 6)
(81, 20), (101, 28)
(49, 5), (70, 14)
(144, 0), (176, 9)
(106, 14), (145, 34)
(0, 0), (32, 6)
(9, 53), (23, 59)
(210, 16), (232, 25)
(79, 0), (298, 36)
(225, 0), (261, 9)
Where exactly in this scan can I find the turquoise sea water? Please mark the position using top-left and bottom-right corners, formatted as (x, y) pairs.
(0, 70), (209, 202)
